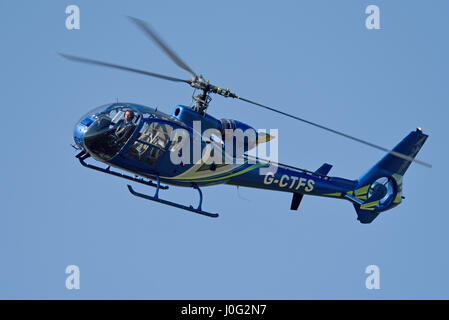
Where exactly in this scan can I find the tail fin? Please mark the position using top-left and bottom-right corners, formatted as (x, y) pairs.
(352, 128), (428, 223)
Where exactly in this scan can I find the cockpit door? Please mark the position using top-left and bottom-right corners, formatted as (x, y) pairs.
(83, 106), (140, 161)
(125, 121), (174, 166)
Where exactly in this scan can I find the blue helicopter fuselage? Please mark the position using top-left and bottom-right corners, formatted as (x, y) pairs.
(74, 102), (428, 223)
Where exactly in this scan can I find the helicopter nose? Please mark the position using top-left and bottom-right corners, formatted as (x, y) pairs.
(73, 117), (94, 148)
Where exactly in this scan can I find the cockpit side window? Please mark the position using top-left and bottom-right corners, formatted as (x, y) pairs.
(126, 121), (174, 165)
(136, 122), (172, 148)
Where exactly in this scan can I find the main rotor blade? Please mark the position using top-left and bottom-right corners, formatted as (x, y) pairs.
(236, 96), (432, 168)
(128, 16), (197, 78)
(243, 154), (328, 177)
(57, 53), (190, 83)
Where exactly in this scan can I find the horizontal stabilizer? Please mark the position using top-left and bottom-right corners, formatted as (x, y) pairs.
(345, 194), (363, 205)
(315, 163), (333, 176)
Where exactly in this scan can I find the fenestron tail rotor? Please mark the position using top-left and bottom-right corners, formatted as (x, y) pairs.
(58, 16), (431, 168)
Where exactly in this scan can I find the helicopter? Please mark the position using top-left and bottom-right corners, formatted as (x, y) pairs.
(60, 17), (430, 224)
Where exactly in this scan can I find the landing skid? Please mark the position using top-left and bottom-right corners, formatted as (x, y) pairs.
(76, 151), (168, 190)
(127, 180), (219, 218)
(76, 150), (218, 218)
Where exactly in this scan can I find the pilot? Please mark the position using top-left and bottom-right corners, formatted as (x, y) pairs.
(113, 110), (136, 145)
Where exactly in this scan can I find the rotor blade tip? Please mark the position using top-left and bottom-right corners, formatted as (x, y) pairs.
(57, 52), (69, 59)
(126, 15), (138, 22)
(127, 15), (145, 26)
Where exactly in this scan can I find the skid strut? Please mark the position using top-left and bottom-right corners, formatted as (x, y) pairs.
(127, 178), (219, 218)
(76, 151), (217, 217)
(77, 151), (168, 190)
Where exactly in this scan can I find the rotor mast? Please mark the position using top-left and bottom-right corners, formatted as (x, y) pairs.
(190, 77), (235, 114)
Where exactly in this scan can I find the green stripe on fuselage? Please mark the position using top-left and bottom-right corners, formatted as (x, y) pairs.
(165, 163), (267, 183)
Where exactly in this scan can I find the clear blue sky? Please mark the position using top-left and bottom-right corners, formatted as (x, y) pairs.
(0, 0), (447, 299)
